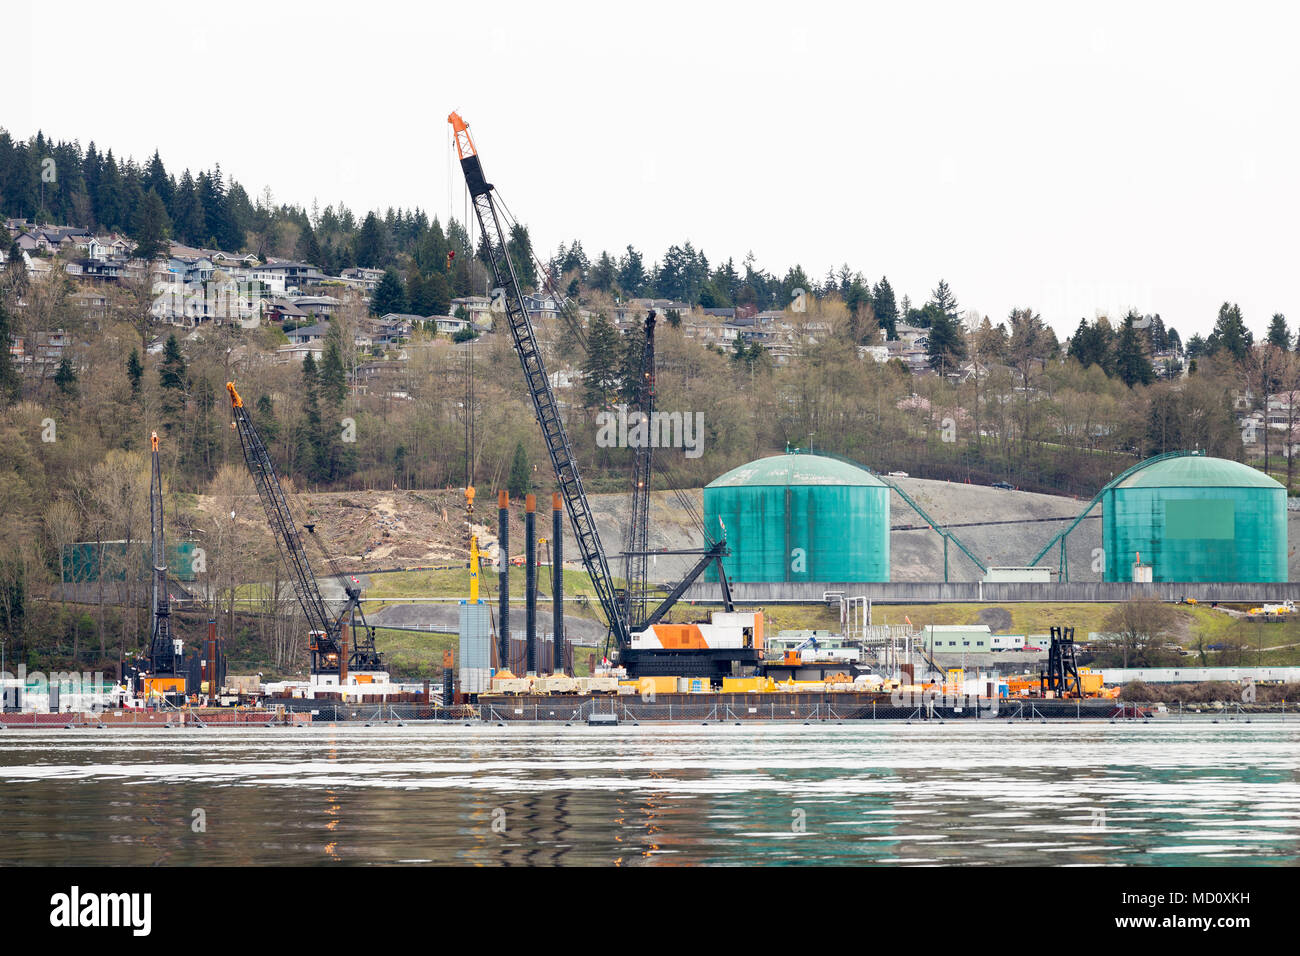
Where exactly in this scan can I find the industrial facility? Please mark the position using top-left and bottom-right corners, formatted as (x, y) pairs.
(6, 114), (1294, 728)
(704, 452), (890, 583)
(1100, 453), (1287, 583)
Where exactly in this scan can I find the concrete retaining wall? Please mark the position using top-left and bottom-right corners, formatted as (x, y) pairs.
(683, 581), (1300, 604)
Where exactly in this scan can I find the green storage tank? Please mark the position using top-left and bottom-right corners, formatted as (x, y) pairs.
(1102, 452), (1287, 582)
(704, 452), (890, 582)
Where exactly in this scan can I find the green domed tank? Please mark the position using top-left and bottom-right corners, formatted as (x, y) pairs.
(703, 452), (890, 582)
(1102, 452), (1287, 582)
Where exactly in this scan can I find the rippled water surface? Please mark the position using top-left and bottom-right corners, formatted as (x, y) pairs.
(2, 722), (1298, 865)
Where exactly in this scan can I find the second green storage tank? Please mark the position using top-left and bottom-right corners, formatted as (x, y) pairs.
(704, 452), (890, 582)
(1102, 452), (1287, 582)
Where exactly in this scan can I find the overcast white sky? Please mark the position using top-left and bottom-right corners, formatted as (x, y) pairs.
(9, 1), (1299, 339)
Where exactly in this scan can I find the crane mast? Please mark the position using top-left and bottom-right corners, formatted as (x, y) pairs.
(622, 311), (655, 632)
(148, 431), (178, 676)
(448, 112), (630, 650)
(226, 382), (382, 676)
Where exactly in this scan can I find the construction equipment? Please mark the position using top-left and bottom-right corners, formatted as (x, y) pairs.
(1247, 600), (1294, 619)
(621, 310), (656, 633)
(226, 382), (384, 680)
(448, 112), (750, 678)
(449, 112), (625, 651)
(142, 431), (186, 699)
(618, 310), (736, 632)
(1040, 625), (1081, 698)
(303, 517), (383, 668)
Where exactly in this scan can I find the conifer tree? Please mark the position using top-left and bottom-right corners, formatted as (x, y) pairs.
(371, 268), (407, 316)
(1208, 302), (1250, 360)
(508, 441), (531, 498)
(872, 277), (898, 340)
(0, 301), (20, 405)
(1267, 313), (1290, 351)
(580, 312), (623, 409)
(126, 348), (142, 396)
(1115, 312), (1155, 387)
(131, 189), (171, 260)
(54, 357), (78, 397)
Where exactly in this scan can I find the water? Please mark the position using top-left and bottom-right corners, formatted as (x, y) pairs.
(1, 722), (1298, 866)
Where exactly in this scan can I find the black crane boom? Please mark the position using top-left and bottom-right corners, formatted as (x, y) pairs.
(448, 113), (630, 650)
(148, 431), (178, 675)
(226, 382), (379, 675)
(623, 310), (655, 632)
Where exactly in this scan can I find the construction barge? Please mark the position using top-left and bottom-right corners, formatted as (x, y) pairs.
(0, 694), (1138, 728)
(473, 692), (1132, 722)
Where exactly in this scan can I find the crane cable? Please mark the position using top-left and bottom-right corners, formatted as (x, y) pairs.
(497, 185), (713, 546)
(491, 187), (589, 353)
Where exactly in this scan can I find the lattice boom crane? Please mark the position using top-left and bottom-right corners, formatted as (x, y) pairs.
(448, 112), (630, 651)
(226, 382), (383, 675)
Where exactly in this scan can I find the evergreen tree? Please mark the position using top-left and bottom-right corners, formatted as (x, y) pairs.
(0, 300), (20, 405)
(96, 151), (125, 230)
(297, 354), (325, 482)
(1207, 302), (1250, 360)
(508, 441), (531, 498)
(158, 333), (186, 429)
(617, 322), (647, 405)
(617, 245), (646, 296)
(560, 239), (589, 278)
(196, 167), (238, 249)
(845, 275), (873, 341)
(1068, 318), (1113, 373)
(54, 357), (78, 398)
(1267, 313), (1290, 351)
(126, 348), (142, 396)
(131, 189), (171, 260)
(295, 225), (323, 269)
(172, 170), (206, 246)
(408, 269), (450, 316)
(580, 312), (623, 409)
(931, 279), (960, 320)
(145, 149), (173, 211)
(354, 212), (386, 267)
(926, 310), (967, 375)
(590, 251), (617, 293)
(780, 264), (810, 308)
(872, 277), (899, 340)
(413, 218), (449, 275)
(507, 222), (538, 288)
(1148, 314), (1168, 352)
(159, 334), (186, 389)
(184, 377), (221, 482)
(370, 268), (407, 316)
(1115, 312), (1155, 387)
(319, 328), (348, 406)
(255, 393), (279, 444)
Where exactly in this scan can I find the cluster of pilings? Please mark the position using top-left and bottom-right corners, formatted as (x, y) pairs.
(496, 490), (567, 676)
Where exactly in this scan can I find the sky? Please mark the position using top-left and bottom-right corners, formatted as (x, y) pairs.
(8, 0), (1300, 340)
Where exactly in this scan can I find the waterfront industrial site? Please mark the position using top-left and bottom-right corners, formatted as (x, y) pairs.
(5, 112), (1300, 729)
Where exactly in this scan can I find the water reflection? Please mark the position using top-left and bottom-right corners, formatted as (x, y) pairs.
(0, 723), (1297, 866)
